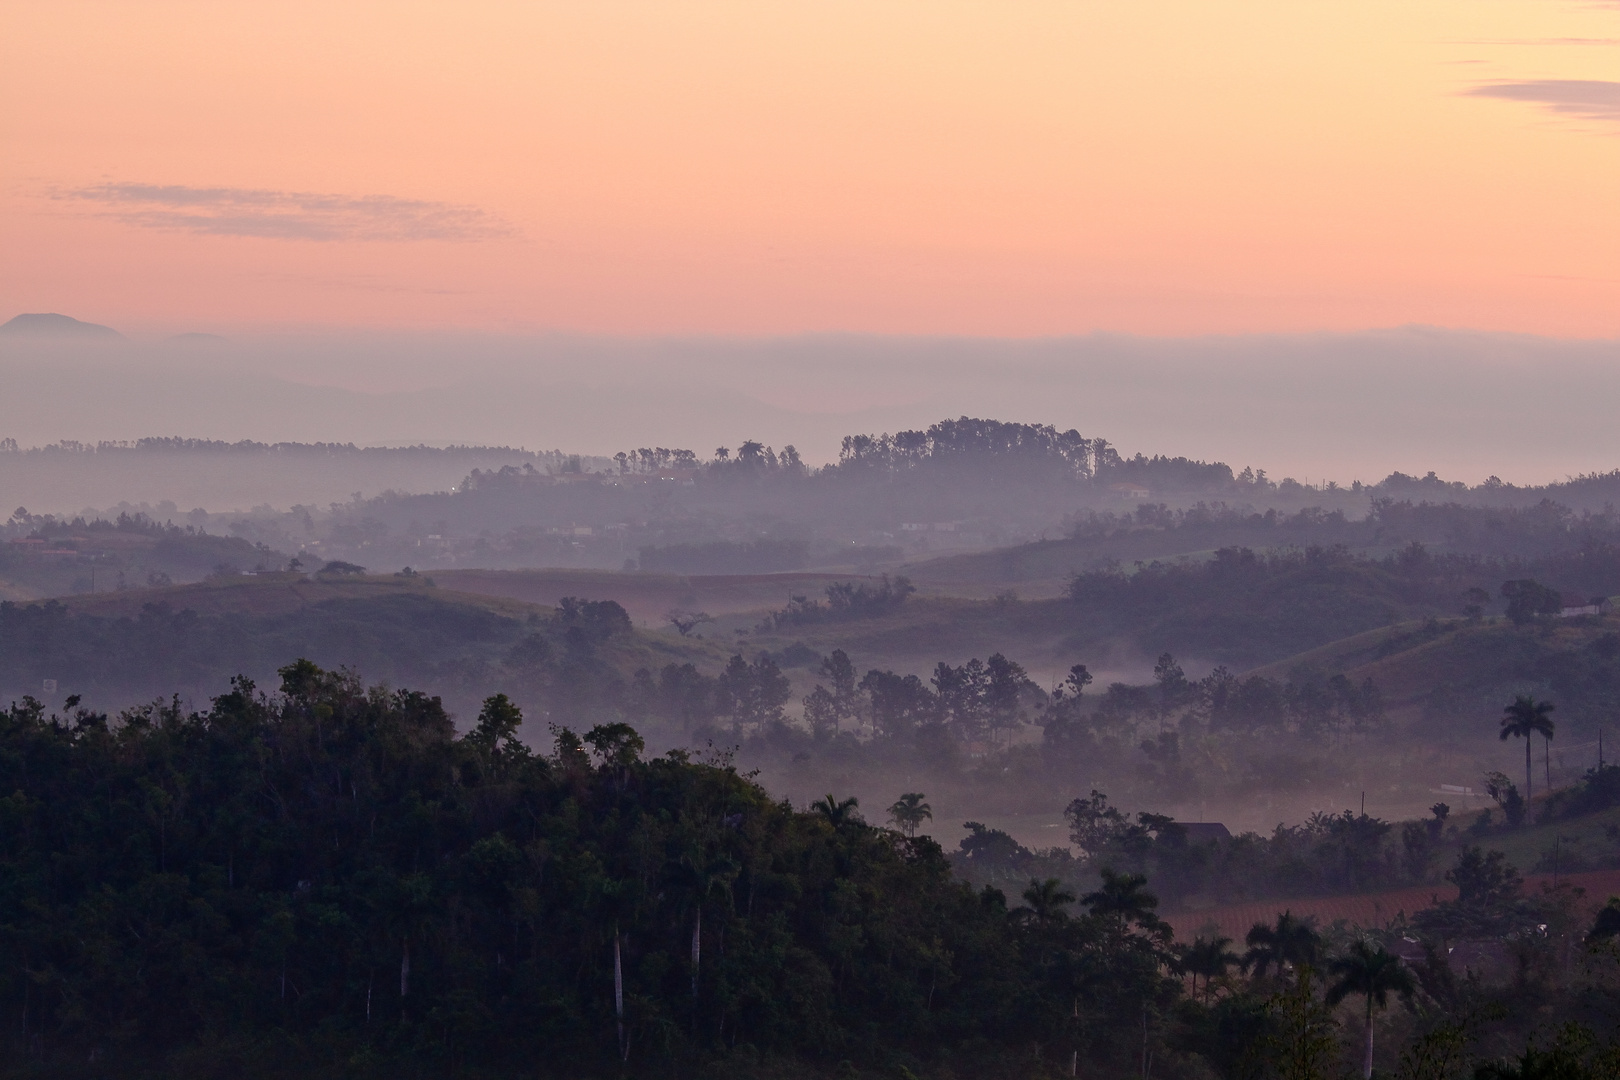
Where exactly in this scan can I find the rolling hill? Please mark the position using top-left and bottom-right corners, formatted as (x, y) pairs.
(1, 574), (720, 737)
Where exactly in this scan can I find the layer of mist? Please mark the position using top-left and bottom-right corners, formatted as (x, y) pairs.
(5, 322), (1620, 489)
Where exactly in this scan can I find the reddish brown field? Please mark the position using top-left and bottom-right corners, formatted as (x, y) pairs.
(1166, 868), (1620, 942)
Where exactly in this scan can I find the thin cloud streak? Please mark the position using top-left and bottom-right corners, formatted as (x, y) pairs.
(1466, 79), (1620, 123)
(1441, 37), (1620, 45)
(63, 183), (515, 242)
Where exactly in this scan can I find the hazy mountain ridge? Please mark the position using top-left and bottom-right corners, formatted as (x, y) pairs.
(0, 312), (122, 338)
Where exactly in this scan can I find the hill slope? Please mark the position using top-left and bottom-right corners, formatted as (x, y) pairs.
(1, 575), (719, 736)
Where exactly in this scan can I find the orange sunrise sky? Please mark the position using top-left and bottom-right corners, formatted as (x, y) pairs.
(3, 0), (1619, 337)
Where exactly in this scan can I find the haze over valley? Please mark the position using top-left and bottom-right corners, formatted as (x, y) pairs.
(9, 0), (1620, 1074)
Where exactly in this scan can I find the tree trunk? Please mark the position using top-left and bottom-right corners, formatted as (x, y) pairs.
(1140, 1006), (1149, 1080)
(400, 938), (410, 998)
(691, 907), (701, 1000)
(1527, 737), (1534, 800)
(615, 930), (627, 1062)
(1363, 999), (1374, 1080)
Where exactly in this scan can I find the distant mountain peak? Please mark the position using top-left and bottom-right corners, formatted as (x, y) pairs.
(0, 313), (122, 338)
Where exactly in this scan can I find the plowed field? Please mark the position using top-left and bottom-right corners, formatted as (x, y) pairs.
(1166, 868), (1620, 942)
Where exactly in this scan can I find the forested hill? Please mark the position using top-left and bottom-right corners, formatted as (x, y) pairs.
(912, 498), (1620, 590)
(0, 662), (1179, 1079)
(13, 418), (1620, 581)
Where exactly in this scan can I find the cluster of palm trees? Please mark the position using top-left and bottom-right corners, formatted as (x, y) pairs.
(1176, 912), (1414, 1080)
(1009, 870), (1164, 933)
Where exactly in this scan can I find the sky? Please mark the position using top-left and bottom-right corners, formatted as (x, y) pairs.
(4, 2), (1620, 488)
(4, 0), (1620, 338)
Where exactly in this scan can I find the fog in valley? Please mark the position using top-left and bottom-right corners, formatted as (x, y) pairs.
(8, 315), (1620, 1077)
(9, 315), (1620, 863)
(8, 320), (1620, 498)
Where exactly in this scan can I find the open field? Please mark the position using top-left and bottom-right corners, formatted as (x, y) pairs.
(56, 572), (536, 620)
(434, 568), (899, 626)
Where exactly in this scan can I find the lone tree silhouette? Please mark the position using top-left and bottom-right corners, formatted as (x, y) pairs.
(1500, 695), (1555, 800)
(886, 792), (932, 837)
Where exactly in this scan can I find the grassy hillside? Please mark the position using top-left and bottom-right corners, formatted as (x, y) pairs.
(1, 574), (720, 733)
(1257, 613), (1620, 769)
(434, 567), (925, 626)
(731, 547), (1487, 685)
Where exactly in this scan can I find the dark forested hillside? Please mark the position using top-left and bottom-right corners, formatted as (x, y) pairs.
(0, 664), (1184, 1079)
(8, 663), (1620, 1079)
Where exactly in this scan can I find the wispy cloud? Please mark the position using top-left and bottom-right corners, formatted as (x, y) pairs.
(1442, 38), (1620, 46)
(1466, 79), (1620, 124)
(63, 182), (514, 241)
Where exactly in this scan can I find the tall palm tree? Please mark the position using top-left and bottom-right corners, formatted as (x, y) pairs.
(1500, 695), (1555, 799)
(1019, 877), (1077, 924)
(887, 792), (932, 837)
(675, 852), (738, 1003)
(813, 793), (862, 827)
(1178, 935), (1241, 1002)
(1243, 911), (1321, 982)
(1325, 939), (1415, 1080)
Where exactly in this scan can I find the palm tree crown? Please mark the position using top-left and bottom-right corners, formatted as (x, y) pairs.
(1243, 911), (1321, 981)
(1500, 695), (1555, 799)
(1178, 935), (1240, 1001)
(1082, 867), (1163, 935)
(1019, 877), (1077, 924)
(1326, 939), (1415, 1080)
(813, 793), (862, 827)
(886, 792), (932, 837)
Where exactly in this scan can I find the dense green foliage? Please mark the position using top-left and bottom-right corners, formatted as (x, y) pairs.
(0, 662), (1197, 1078)
(10, 662), (1620, 1077)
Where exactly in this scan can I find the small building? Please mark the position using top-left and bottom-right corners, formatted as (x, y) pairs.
(1107, 481), (1152, 500)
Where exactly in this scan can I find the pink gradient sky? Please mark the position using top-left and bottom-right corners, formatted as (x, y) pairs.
(3, 0), (1619, 337)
